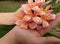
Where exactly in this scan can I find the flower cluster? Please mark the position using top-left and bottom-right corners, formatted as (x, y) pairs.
(15, 0), (56, 29)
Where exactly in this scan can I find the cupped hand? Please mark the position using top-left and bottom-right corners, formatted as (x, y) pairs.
(15, 8), (60, 36)
(13, 8), (60, 44)
(0, 10), (60, 44)
(13, 26), (60, 44)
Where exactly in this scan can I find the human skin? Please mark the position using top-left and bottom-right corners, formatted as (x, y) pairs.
(0, 26), (60, 44)
(0, 8), (60, 44)
(0, 12), (15, 25)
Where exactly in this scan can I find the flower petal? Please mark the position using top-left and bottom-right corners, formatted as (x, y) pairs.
(36, 1), (46, 7)
(35, 0), (41, 3)
(14, 16), (22, 21)
(50, 14), (56, 20)
(16, 20), (28, 29)
(40, 0), (45, 2)
(33, 16), (42, 24)
(42, 14), (56, 20)
(22, 4), (33, 15)
(45, 5), (51, 11)
(42, 20), (49, 28)
(46, 10), (53, 13)
(28, 0), (33, 6)
(23, 15), (32, 21)
(35, 0), (45, 3)
(37, 25), (42, 30)
(32, 6), (45, 15)
(15, 11), (25, 20)
(32, 6), (39, 11)
(28, 22), (37, 29)
(15, 20), (21, 25)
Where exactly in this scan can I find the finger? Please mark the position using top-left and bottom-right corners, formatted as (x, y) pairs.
(46, 37), (60, 44)
(37, 13), (60, 36)
(35, 37), (60, 44)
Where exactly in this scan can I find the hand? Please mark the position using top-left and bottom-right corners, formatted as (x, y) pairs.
(13, 12), (60, 44)
(1, 26), (60, 44)
(13, 26), (60, 44)
(15, 8), (60, 36)
(0, 8), (60, 44)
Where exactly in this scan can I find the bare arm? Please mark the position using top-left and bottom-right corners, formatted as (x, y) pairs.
(0, 12), (15, 25)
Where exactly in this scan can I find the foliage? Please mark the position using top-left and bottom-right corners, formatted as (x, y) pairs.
(0, 25), (15, 37)
(0, 1), (21, 12)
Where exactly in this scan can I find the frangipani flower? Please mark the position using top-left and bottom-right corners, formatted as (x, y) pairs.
(14, 0), (56, 30)
(28, 0), (46, 8)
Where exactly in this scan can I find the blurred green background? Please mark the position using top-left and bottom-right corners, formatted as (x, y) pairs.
(0, 0), (60, 38)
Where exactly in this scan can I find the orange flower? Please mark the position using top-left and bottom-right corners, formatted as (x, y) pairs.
(28, 22), (37, 29)
(15, 0), (56, 29)
(28, 0), (46, 8)
(15, 20), (28, 29)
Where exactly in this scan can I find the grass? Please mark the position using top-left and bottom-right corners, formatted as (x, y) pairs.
(0, 1), (60, 38)
(0, 25), (15, 37)
(52, 1), (60, 14)
(0, 1), (21, 12)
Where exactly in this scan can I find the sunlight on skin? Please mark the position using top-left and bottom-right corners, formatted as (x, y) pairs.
(0, 12), (15, 25)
